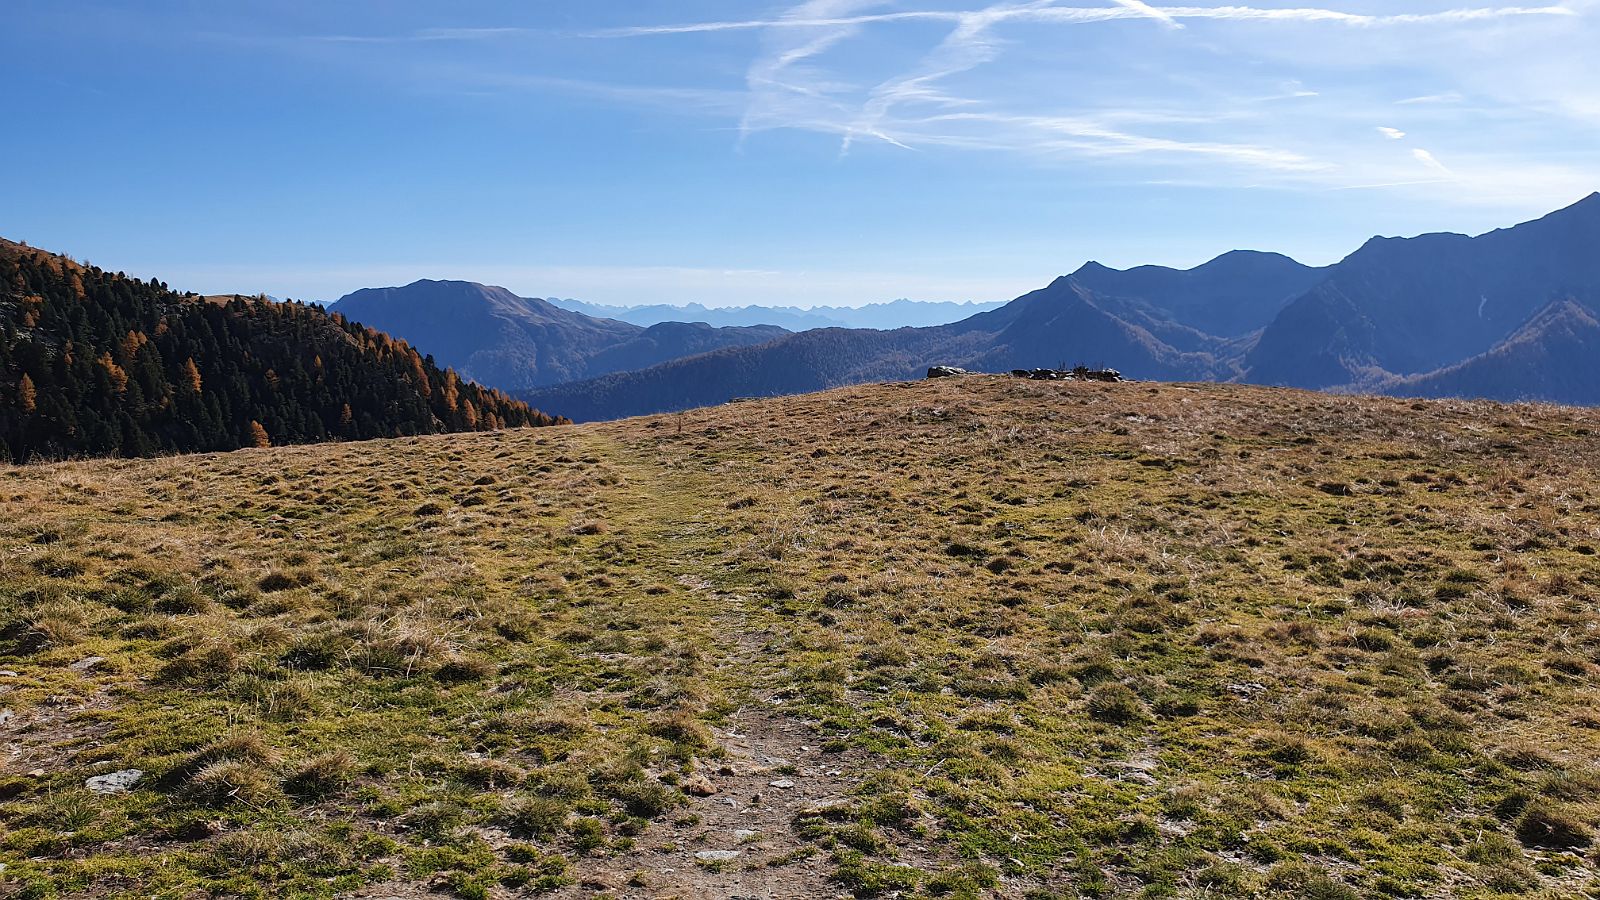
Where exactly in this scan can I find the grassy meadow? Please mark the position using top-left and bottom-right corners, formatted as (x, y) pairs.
(2, 377), (1599, 899)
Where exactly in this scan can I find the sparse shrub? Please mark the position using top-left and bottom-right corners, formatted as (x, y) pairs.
(500, 795), (569, 838)
(156, 640), (240, 684)
(1264, 863), (1357, 899)
(1538, 767), (1600, 802)
(568, 816), (606, 852)
(923, 862), (998, 896)
(1262, 732), (1314, 766)
(1163, 785), (1207, 821)
(280, 629), (349, 671)
(606, 778), (680, 818)
(1514, 801), (1592, 849)
(832, 850), (921, 895)
(30, 552), (86, 579)
(1153, 692), (1201, 717)
(1086, 682), (1147, 724)
(1496, 740), (1559, 771)
(944, 540), (988, 559)
(646, 709), (713, 750)
(186, 759), (282, 807)
(285, 750), (355, 799)
(258, 570), (312, 593)
(435, 655), (494, 683)
(154, 582), (211, 614)
(400, 801), (464, 839)
(859, 641), (911, 668)
(1196, 861), (1255, 893)
(349, 620), (442, 677)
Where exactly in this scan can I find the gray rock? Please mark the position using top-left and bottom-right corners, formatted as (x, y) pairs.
(85, 769), (143, 794)
(69, 656), (106, 672)
(768, 779), (796, 789)
(695, 850), (743, 863)
(927, 366), (974, 379)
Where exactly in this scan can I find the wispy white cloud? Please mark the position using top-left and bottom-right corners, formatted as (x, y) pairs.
(842, 1), (1063, 154)
(914, 110), (1332, 171)
(325, 2), (1593, 213)
(1413, 147), (1454, 174)
(628, 0), (1593, 206)
(1110, 0), (1185, 29)
(599, 4), (1577, 35)
(1397, 92), (1465, 105)
(737, 0), (884, 145)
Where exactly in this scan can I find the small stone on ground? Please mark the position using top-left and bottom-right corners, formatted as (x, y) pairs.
(85, 769), (143, 794)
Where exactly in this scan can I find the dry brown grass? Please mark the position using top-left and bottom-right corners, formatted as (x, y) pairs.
(1, 378), (1599, 898)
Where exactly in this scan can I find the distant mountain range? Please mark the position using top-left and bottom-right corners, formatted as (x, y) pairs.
(514, 255), (1313, 421)
(1247, 193), (1600, 393)
(16, 194), (1595, 463)
(1387, 296), (1600, 405)
(519, 194), (1600, 420)
(546, 298), (1007, 330)
(327, 281), (788, 391)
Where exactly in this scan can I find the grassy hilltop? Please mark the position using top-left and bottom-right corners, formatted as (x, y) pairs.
(2, 378), (1599, 899)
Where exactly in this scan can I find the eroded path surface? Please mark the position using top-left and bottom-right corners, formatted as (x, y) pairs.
(541, 433), (859, 899)
(550, 710), (852, 900)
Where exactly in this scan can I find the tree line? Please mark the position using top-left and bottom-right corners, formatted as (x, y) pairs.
(0, 243), (566, 464)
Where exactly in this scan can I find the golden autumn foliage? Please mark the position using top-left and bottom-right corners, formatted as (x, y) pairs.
(17, 374), (36, 413)
(97, 352), (128, 393)
(180, 358), (203, 394)
(246, 420), (271, 448)
(119, 330), (149, 364)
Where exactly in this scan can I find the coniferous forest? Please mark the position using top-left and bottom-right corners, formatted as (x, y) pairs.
(0, 240), (566, 463)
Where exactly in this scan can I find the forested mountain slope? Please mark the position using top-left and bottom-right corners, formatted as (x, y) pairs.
(0, 240), (563, 463)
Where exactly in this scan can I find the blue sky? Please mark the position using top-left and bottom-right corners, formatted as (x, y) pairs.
(4, 1), (1597, 307)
